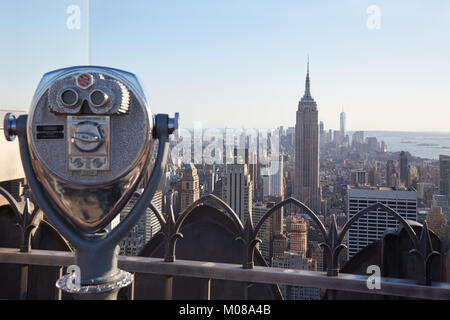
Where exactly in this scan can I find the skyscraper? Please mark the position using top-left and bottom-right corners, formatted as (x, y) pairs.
(272, 233), (288, 260)
(181, 163), (200, 212)
(352, 131), (364, 144)
(120, 190), (163, 256)
(222, 163), (253, 221)
(286, 127), (296, 149)
(440, 155), (450, 200)
(294, 58), (321, 213)
(351, 170), (367, 185)
(290, 217), (307, 254)
(339, 107), (346, 134)
(385, 160), (397, 187)
(319, 121), (326, 147)
(367, 164), (381, 186)
(399, 151), (409, 187)
(252, 202), (271, 262)
(271, 155), (284, 198)
(261, 155), (284, 198)
(139, 190), (163, 244)
(261, 165), (271, 197)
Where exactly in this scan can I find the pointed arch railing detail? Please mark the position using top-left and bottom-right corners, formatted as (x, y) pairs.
(147, 195), (441, 285)
(0, 188), (443, 300)
(0, 185), (40, 253)
(148, 193), (245, 263)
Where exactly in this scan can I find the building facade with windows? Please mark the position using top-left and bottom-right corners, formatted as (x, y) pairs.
(347, 186), (418, 259)
(222, 163), (253, 221)
(181, 163), (200, 212)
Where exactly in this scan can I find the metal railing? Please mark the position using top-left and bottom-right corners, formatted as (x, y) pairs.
(0, 247), (449, 300)
(0, 186), (449, 300)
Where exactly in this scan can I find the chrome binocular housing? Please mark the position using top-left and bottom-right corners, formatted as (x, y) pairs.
(23, 66), (154, 233)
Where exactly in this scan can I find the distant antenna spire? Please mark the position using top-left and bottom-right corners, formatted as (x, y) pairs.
(307, 55), (310, 74)
(302, 55), (313, 101)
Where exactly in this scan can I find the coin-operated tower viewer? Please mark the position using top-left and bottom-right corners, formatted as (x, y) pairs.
(4, 66), (178, 299)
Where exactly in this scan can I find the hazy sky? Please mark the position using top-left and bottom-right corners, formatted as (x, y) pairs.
(1, 0), (449, 132)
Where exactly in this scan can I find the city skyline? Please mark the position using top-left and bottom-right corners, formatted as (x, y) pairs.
(0, 1), (449, 302)
(1, 1), (450, 132)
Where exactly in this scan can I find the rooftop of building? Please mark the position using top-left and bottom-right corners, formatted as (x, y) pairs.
(183, 163), (197, 171)
(347, 184), (416, 192)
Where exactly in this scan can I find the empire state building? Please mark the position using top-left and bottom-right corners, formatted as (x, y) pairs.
(294, 59), (321, 213)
